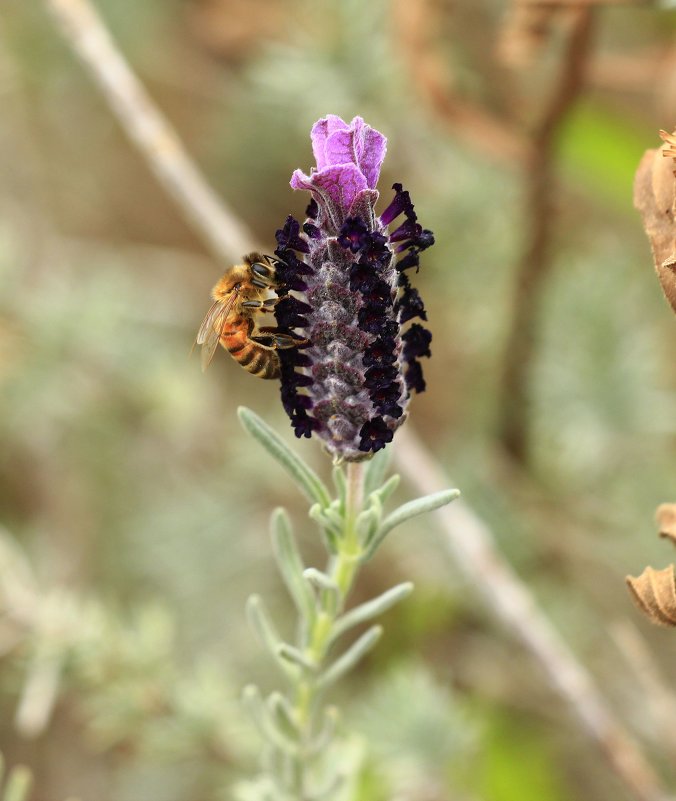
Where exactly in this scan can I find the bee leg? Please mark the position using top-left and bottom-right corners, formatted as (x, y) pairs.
(259, 297), (282, 313)
(241, 298), (281, 315)
(241, 298), (281, 311)
(264, 254), (288, 268)
(252, 330), (310, 349)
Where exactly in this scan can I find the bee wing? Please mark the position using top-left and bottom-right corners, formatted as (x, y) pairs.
(195, 293), (239, 372)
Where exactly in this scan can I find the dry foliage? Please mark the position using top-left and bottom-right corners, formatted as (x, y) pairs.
(626, 503), (676, 627)
(633, 129), (676, 315)
(656, 502), (676, 545)
(626, 565), (676, 627)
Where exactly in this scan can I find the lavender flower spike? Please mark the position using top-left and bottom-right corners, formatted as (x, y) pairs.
(274, 115), (434, 461)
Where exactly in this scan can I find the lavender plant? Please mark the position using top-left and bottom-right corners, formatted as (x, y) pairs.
(236, 116), (458, 800)
(273, 114), (434, 458)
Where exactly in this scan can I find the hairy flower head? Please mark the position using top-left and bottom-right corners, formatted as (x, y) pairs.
(273, 115), (434, 461)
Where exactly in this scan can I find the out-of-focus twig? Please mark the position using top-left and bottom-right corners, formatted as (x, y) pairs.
(393, 0), (592, 465)
(41, 3), (670, 799)
(497, 7), (594, 463)
(611, 620), (676, 758)
(392, 0), (529, 166)
(517, 0), (652, 5)
(393, 426), (672, 801)
(44, 0), (255, 264)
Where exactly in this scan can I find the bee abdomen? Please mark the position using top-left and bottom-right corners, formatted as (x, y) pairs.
(251, 351), (281, 379)
(221, 330), (280, 380)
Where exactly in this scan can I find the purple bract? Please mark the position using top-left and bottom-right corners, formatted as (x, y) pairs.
(274, 115), (434, 461)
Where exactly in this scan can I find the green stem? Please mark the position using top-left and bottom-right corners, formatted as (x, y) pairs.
(290, 462), (365, 795)
(343, 462), (364, 551)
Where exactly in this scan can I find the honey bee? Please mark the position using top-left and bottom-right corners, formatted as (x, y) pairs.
(195, 253), (304, 378)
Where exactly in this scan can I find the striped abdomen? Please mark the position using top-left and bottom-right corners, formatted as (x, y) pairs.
(220, 317), (280, 379)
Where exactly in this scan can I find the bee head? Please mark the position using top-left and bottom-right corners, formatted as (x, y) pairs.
(211, 263), (253, 300)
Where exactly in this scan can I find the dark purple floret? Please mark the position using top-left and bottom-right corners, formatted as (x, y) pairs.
(361, 278), (392, 306)
(359, 417), (394, 452)
(404, 360), (426, 394)
(271, 116), (435, 459)
(414, 229), (435, 250)
(290, 409), (318, 438)
(286, 370), (314, 388)
(360, 232), (391, 266)
(376, 396), (404, 419)
(349, 260), (379, 293)
(274, 245), (311, 292)
(292, 356), (312, 370)
(397, 273), (427, 323)
(379, 183), (413, 226)
(395, 250), (420, 273)
(273, 217), (319, 436)
(306, 198), (319, 220)
(358, 303), (392, 335)
(337, 217), (370, 253)
(398, 285), (428, 324)
(389, 218), (423, 244)
(275, 296), (312, 329)
(280, 354), (308, 414)
(364, 364), (399, 389)
(369, 380), (401, 403)
(276, 216), (310, 254)
(281, 381), (312, 411)
(402, 323), (432, 360)
(303, 222), (321, 239)
(363, 336), (398, 366)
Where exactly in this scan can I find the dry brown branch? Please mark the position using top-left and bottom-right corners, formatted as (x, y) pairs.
(392, 0), (529, 166)
(517, 0), (652, 5)
(393, 426), (672, 801)
(498, 4), (561, 68)
(589, 51), (664, 93)
(45, 0), (255, 265)
(497, 7), (594, 463)
(42, 2), (671, 799)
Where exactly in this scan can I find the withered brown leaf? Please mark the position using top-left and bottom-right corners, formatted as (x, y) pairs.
(633, 130), (676, 314)
(656, 502), (676, 546)
(626, 565), (676, 627)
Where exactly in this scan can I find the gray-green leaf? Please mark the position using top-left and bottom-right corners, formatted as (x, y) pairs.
(271, 509), (315, 622)
(246, 595), (295, 677)
(363, 489), (460, 559)
(329, 582), (413, 646)
(238, 407), (331, 507)
(241, 685), (298, 754)
(318, 626), (382, 689)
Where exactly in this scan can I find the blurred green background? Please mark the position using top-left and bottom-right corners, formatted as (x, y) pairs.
(1, 1), (676, 799)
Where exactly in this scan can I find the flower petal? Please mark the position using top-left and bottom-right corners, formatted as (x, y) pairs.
(323, 117), (387, 189)
(359, 125), (387, 189)
(310, 115), (350, 171)
(291, 164), (368, 227)
(310, 116), (387, 190)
